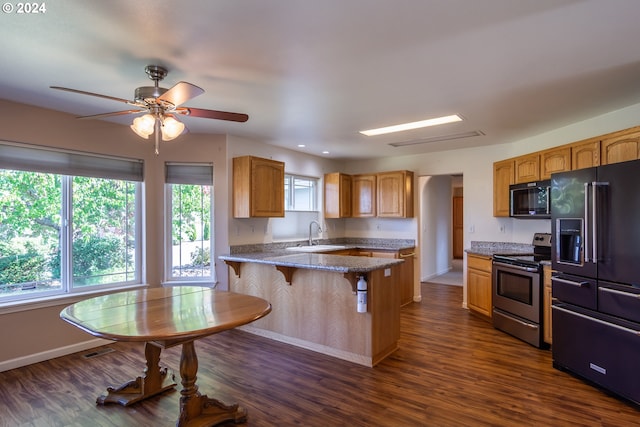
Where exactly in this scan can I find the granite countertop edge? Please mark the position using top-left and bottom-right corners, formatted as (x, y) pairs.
(465, 241), (535, 257)
(219, 252), (404, 273)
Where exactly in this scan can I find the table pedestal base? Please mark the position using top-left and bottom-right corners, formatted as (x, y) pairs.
(178, 394), (247, 426)
(178, 341), (247, 426)
(97, 342), (177, 406)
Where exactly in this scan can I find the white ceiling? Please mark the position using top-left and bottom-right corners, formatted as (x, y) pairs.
(2, 0), (640, 159)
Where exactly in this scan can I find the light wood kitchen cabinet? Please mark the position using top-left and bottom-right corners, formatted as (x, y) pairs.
(467, 254), (493, 319)
(377, 170), (414, 218)
(600, 128), (640, 165)
(352, 174), (376, 217)
(369, 248), (415, 307)
(540, 146), (571, 179)
(570, 138), (600, 169)
(514, 154), (540, 183)
(324, 173), (352, 218)
(493, 159), (514, 217)
(233, 156), (285, 218)
(543, 264), (553, 345)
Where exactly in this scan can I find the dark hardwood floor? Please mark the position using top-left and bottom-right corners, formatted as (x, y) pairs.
(1, 283), (639, 426)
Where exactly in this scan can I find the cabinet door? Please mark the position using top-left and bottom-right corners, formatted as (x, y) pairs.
(233, 156), (285, 218)
(377, 171), (413, 218)
(570, 138), (600, 170)
(467, 255), (492, 318)
(601, 130), (640, 165)
(514, 154), (540, 183)
(398, 249), (415, 306)
(540, 147), (571, 179)
(493, 159), (514, 217)
(352, 174), (376, 217)
(324, 173), (352, 218)
(250, 157), (285, 217)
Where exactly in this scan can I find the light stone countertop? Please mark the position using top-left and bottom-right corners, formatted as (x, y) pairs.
(218, 251), (404, 273)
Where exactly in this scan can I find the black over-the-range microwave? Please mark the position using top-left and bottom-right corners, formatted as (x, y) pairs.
(509, 180), (551, 218)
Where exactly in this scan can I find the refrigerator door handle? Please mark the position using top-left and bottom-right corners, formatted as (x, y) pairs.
(552, 305), (640, 336)
(592, 181), (597, 263)
(592, 181), (609, 263)
(553, 277), (589, 287)
(584, 182), (591, 263)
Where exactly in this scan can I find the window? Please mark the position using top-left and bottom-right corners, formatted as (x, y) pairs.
(284, 174), (318, 211)
(0, 142), (143, 303)
(165, 163), (215, 284)
(273, 174), (320, 241)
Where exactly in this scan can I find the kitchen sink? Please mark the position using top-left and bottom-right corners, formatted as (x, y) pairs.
(285, 244), (347, 253)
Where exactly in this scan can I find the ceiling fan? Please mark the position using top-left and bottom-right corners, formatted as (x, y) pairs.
(51, 65), (249, 154)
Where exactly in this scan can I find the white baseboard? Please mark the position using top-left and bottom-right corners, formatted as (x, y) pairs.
(0, 338), (110, 372)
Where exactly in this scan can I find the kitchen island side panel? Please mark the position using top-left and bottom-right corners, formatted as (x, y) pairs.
(227, 262), (400, 366)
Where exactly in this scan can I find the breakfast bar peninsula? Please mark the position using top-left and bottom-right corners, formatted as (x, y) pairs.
(219, 248), (405, 367)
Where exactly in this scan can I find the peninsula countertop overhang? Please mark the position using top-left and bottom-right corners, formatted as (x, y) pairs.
(218, 251), (404, 274)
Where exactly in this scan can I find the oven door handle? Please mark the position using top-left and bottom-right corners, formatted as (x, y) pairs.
(496, 309), (538, 330)
(553, 277), (589, 287)
(493, 261), (539, 273)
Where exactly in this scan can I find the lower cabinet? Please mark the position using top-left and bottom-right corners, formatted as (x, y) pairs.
(348, 248), (416, 306)
(467, 254), (493, 318)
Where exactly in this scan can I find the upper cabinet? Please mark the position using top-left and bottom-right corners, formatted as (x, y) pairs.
(377, 171), (414, 218)
(352, 174), (376, 218)
(570, 138), (600, 169)
(324, 170), (413, 218)
(540, 146), (571, 180)
(601, 129), (640, 165)
(514, 154), (540, 183)
(233, 156), (285, 218)
(324, 173), (352, 218)
(493, 159), (514, 217)
(493, 125), (640, 217)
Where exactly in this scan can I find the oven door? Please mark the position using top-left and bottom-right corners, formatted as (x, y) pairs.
(492, 261), (541, 323)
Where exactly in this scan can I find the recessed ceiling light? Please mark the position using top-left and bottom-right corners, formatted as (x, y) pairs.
(360, 114), (463, 136)
(297, 144), (306, 148)
(322, 150), (330, 154)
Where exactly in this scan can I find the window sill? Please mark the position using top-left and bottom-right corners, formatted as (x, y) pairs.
(0, 283), (150, 315)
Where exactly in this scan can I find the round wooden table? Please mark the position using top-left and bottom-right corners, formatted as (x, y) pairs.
(60, 286), (272, 426)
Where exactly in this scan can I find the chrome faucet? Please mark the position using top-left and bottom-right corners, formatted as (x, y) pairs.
(308, 220), (322, 246)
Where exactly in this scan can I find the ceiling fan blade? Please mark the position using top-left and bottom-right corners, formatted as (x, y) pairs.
(77, 109), (145, 120)
(178, 107), (249, 122)
(158, 81), (204, 107)
(50, 86), (135, 105)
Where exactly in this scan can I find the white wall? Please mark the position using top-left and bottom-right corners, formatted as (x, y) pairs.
(419, 175), (453, 281)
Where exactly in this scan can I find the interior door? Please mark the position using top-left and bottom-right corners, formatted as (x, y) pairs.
(452, 195), (463, 259)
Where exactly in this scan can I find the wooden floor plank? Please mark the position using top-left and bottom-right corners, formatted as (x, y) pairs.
(1, 283), (638, 426)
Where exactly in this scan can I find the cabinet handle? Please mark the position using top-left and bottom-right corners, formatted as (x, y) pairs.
(399, 252), (415, 258)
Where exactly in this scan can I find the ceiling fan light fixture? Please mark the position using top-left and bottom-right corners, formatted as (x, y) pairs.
(130, 114), (156, 139)
(161, 116), (185, 141)
(360, 114), (463, 136)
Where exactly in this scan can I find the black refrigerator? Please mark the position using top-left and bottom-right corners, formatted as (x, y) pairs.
(551, 158), (640, 405)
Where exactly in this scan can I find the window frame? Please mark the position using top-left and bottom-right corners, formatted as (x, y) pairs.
(163, 162), (216, 286)
(284, 174), (319, 212)
(0, 142), (144, 306)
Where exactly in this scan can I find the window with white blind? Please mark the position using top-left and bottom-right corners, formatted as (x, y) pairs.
(0, 141), (143, 304)
(164, 163), (215, 284)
